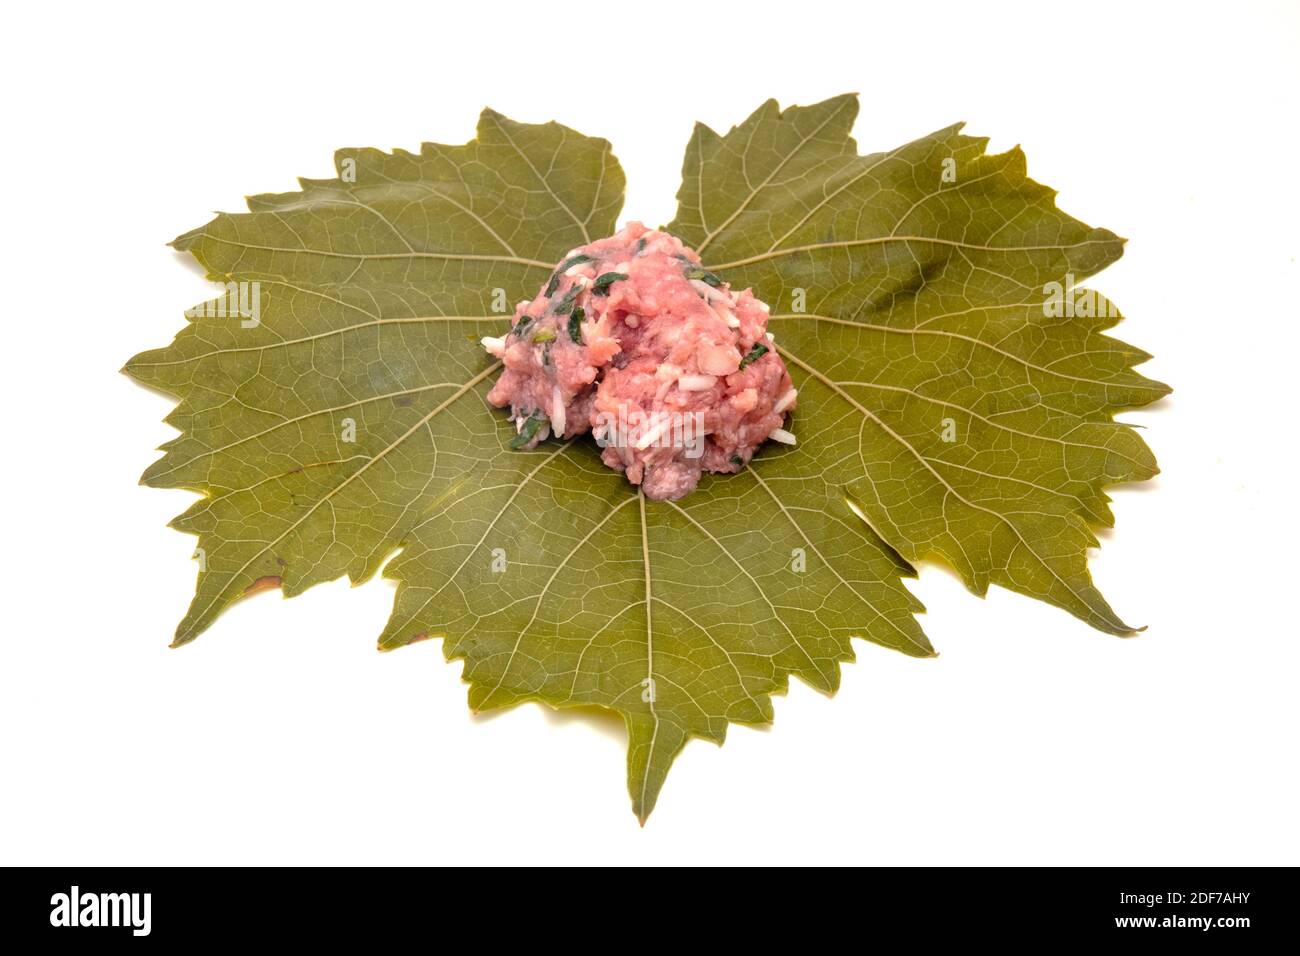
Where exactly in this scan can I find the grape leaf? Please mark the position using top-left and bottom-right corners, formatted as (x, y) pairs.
(127, 109), (625, 643)
(673, 95), (1169, 634)
(124, 96), (1165, 822)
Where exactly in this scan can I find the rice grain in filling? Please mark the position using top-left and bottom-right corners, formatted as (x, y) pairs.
(484, 222), (796, 501)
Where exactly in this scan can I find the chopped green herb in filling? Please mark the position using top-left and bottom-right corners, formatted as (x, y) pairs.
(685, 266), (724, 288)
(567, 307), (585, 344)
(545, 254), (594, 297)
(729, 454), (743, 467)
(531, 328), (557, 343)
(738, 342), (769, 369)
(508, 411), (545, 449)
(512, 314), (535, 338)
(591, 272), (629, 295)
(552, 284), (582, 315)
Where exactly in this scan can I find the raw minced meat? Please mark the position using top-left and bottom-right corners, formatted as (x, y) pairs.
(483, 222), (797, 501)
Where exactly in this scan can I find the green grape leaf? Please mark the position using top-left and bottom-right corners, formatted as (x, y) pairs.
(124, 96), (1165, 822)
(672, 94), (1169, 635)
(126, 108), (625, 643)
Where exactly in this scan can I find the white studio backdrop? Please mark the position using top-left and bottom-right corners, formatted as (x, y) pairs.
(0, 0), (1296, 865)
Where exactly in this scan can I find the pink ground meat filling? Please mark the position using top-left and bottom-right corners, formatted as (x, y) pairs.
(483, 222), (797, 501)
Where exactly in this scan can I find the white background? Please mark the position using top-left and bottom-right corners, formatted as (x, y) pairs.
(2, 0), (1297, 865)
